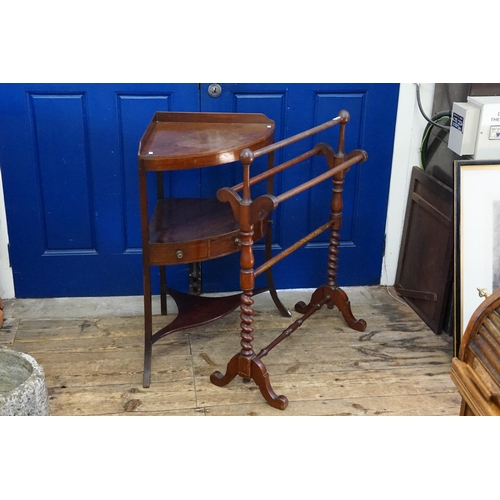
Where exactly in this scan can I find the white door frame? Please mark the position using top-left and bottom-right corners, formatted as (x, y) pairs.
(381, 82), (435, 285)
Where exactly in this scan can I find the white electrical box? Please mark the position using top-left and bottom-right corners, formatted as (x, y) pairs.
(448, 102), (480, 155)
(448, 95), (500, 159)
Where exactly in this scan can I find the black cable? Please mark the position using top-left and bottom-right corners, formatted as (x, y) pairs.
(420, 111), (451, 169)
(415, 84), (450, 132)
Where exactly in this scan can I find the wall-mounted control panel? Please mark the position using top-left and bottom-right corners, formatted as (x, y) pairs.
(448, 96), (500, 159)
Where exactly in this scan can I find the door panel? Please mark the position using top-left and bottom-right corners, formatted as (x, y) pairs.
(29, 92), (96, 252)
(199, 83), (400, 291)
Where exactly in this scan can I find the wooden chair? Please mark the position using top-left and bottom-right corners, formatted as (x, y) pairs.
(450, 288), (500, 415)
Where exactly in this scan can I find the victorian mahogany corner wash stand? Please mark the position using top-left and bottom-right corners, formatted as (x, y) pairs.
(138, 110), (368, 410)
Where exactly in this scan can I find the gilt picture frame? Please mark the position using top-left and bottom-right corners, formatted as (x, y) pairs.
(454, 159), (500, 356)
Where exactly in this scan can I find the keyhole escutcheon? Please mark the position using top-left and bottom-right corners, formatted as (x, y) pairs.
(208, 84), (222, 98)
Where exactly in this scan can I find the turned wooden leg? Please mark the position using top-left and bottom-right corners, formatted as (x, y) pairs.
(211, 155), (290, 409)
(326, 172), (344, 290)
(159, 265), (167, 316)
(210, 289), (288, 410)
(294, 168), (366, 333)
(210, 207), (290, 409)
(293, 170), (365, 331)
(144, 341), (152, 388)
(143, 267), (153, 388)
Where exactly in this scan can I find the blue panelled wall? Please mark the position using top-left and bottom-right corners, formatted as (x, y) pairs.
(0, 83), (399, 297)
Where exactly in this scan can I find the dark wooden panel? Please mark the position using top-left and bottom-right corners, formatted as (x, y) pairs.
(469, 83), (500, 96)
(395, 166), (454, 334)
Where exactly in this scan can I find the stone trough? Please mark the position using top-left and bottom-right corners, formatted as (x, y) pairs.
(0, 349), (50, 416)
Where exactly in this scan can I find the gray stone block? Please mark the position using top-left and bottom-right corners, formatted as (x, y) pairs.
(0, 349), (50, 416)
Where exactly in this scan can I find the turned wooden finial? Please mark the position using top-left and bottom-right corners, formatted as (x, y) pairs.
(339, 110), (350, 124)
(239, 148), (254, 165)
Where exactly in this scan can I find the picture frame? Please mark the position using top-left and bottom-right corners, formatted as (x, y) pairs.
(454, 159), (500, 356)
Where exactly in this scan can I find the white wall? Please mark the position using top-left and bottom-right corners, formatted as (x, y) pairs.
(381, 83), (435, 286)
(0, 83), (436, 298)
(0, 169), (14, 298)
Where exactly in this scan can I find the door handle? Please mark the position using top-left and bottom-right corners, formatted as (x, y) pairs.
(208, 83), (222, 98)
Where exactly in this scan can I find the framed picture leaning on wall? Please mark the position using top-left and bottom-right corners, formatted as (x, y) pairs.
(454, 159), (500, 356)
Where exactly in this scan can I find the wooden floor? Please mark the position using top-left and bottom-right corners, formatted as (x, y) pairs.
(0, 287), (462, 416)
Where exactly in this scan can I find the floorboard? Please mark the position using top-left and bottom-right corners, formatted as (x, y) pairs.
(2, 286), (462, 416)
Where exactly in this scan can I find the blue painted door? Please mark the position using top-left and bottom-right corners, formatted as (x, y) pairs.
(0, 83), (399, 298)
(0, 84), (199, 297)
(198, 83), (400, 293)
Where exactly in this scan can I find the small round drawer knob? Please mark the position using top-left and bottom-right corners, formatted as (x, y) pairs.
(176, 250), (184, 259)
(234, 238), (242, 246)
